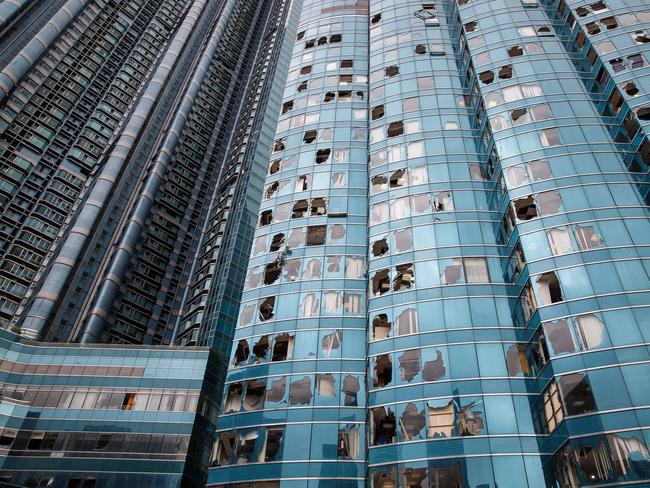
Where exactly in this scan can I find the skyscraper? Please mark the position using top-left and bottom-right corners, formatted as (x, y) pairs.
(1, 0), (650, 486)
(210, 0), (650, 487)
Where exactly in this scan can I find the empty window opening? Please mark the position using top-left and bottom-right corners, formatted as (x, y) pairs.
(296, 31), (305, 40)
(395, 308), (418, 335)
(465, 21), (478, 32)
(372, 269), (390, 296)
(514, 196), (538, 220)
(303, 130), (317, 143)
(372, 407), (396, 445)
(415, 44), (427, 54)
(499, 65), (513, 79)
(233, 340), (249, 366)
(237, 431), (258, 463)
(270, 233), (285, 252)
(479, 70), (494, 84)
(559, 373), (596, 415)
(296, 174), (310, 191)
(536, 272), (563, 305)
(297, 81), (308, 92)
(390, 169), (406, 187)
(387, 121), (404, 137)
(385, 66), (399, 77)
(393, 264), (414, 291)
(315, 148), (330, 164)
(289, 376), (312, 405)
(330, 34), (342, 42)
(292, 200), (308, 218)
(624, 82), (639, 97)
(265, 182), (279, 200)
(508, 45), (524, 57)
(371, 13), (381, 23)
(372, 238), (389, 257)
(224, 383), (242, 413)
(399, 349), (421, 382)
(259, 297), (275, 321)
(266, 377), (286, 403)
(371, 175), (388, 194)
(427, 401), (454, 437)
(269, 159), (281, 174)
(423, 350), (446, 381)
(304, 39), (315, 49)
(306, 225), (326, 245)
(339, 74), (353, 84)
(637, 107), (650, 120)
(400, 403), (426, 440)
(324, 91), (336, 102)
(586, 21), (600, 35)
(244, 380), (265, 411)
(394, 229), (413, 252)
(341, 59), (353, 68)
(317, 374), (336, 397)
(317, 36), (328, 45)
(300, 65), (312, 75)
(373, 354), (392, 388)
(282, 101), (293, 113)
(633, 30), (650, 44)
(273, 138), (285, 152)
(371, 105), (385, 120)
(272, 333), (294, 361)
(261, 428), (284, 462)
(264, 262), (281, 285)
(338, 426), (359, 459)
(343, 375), (360, 406)
(339, 90), (352, 101)
(600, 16), (617, 29)
(372, 314), (391, 340)
(253, 335), (270, 361)
(402, 468), (428, 487)
(311, 198), (326, 216)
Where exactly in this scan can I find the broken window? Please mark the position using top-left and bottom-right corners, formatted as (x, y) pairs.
(637, 107), (650, 120)
(498, 65), (513, 79)
(632, 30), (650, 44)
(442, 258), (464, 284)
(343, 375), (360, 406)
(259, 297), (275, 321)
(271, 334), (295, 362)
(399, 403), (425, 441)
(464, 257), (489, 283)
(457, 400), (484, 435)
(372, 314), (391, 340)
(537, 190), (562, 215)
(427, 400), (454, 437)
(212, 432), (236, 466)
(575, 314), (605, 349)
(291, 200), (309, 219)
(433, 191), (453, 211)
(233, 340), (249, 366)
(303, 130), (317, 144)
(282, 259), (300, 282)
(373, 354), (392, 388)
(289, 376), (312, 405)
(600, 16), (617, 29)
(479, 70), (494, 84)
(389, 169), (406, 188)
(330, 34), (342, 42)
(395, 308), (418, 335)
(371, 13), (381, 23)
(514, 196), (538, 220)
(548, 227), (573, 255)
(306, 225), (326, 245)
(385, 65), (399, 77)
(237, 430), (259, 464)
(371, 105), (384, 120)
(224, 383), (242, 413)
(536, 272), (563, 305)
(324, 91), (336, 102)
(300, 65), (312, 75)
(507, 45), (524, 57)
(506, 344), (531, 376)
(372, 269), (390, 296)
(317, 374), (336, 397)
(311, 198), (326, 216)
(399, 349), (421, 382)
(266, 377), (286, 403)
(559, 373), (596, 415)
(315, 148), (330, 164)
(252, 336), (270, 362)
(269, 233), (285, 252)
(465, 21), (478, 32)
(394, 228), (412, 252)
(371, 175), (388, 194)
(415, 44), (427, 54)
(338, 426), (359, 459)
(297, 81), (308, 92)
(282, 101), (293, 114)
(264, 262), (281, 285)
(544, 319), (576, 355)
(245, 265), (263, 290)
(393, 264), (414, 291)
(244, 380), (265, 411)
(423, 350), (446, 381)
(259, 210), (273, 226)
(372, 407), (396, 445)
(273, 203), (291, 222)
(296, 174), (310, 191)
(260, 427), (284, 462)
(387, 121), (404, 138)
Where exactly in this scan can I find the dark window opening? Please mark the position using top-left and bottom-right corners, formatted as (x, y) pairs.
(306, 225), (326, 245)
(270, 233), (285, 252)
(289, 376), (312, 405)
(372, 313), (391, 340)
(259, 297), (275, 321)
(316, 148), (330, 164)
(371, 105), (385, 120)
(282, 101), (293, 113)
(292, 200), (309, 218)
(387, 121), (404, 137)
(385, 65), (399, 77)
(536, 272), (563, 305)
(233, 339), (249, 366)
(372, 407), (396, 445)
(479, 70), (494, 84)
(252, 335), (269, 361)
(303, 130), (317, 143)
(508, 45), (524, 57)
(559, 373), (596, 415)
(393, 263), (414, 291)
(264, 263), (281, 285)
(372, 269), (390, 296)
(514, 196), (538, 220)
(272, 333), (294, 361)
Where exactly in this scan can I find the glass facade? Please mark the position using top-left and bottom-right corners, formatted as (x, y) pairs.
(211, 0), (650, 486)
